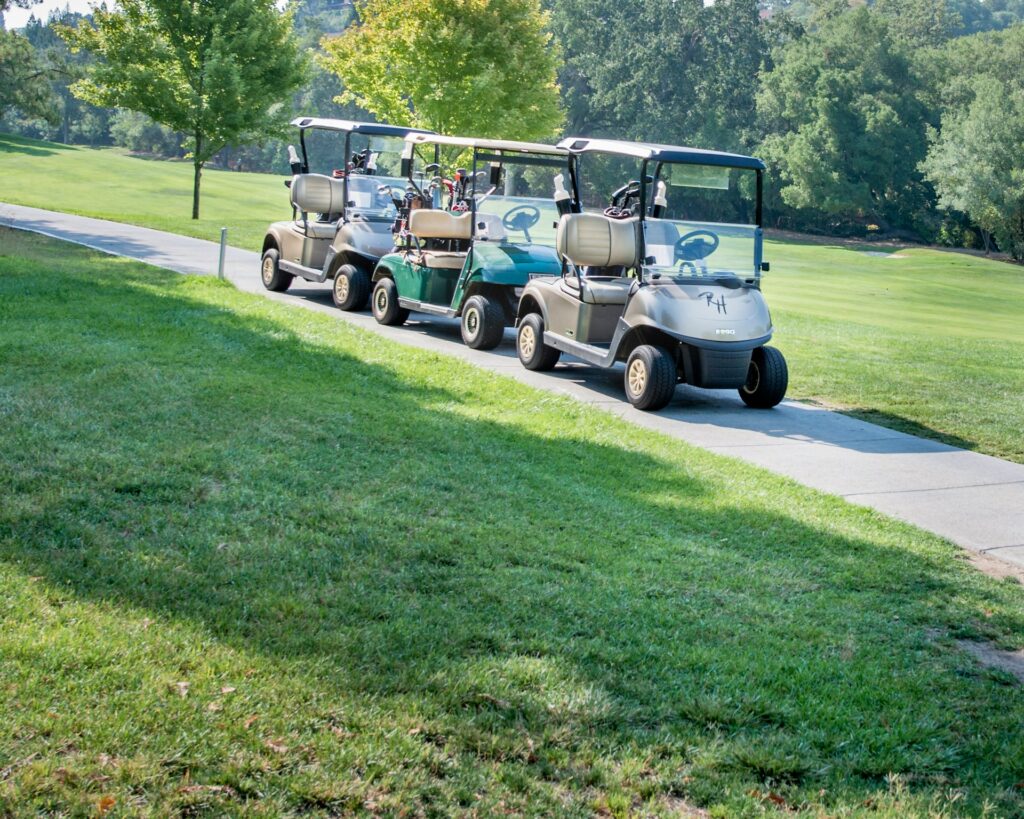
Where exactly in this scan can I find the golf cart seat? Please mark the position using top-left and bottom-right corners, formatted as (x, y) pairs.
(408, 209), (473, 269)
(291, 174), (344, 238)
(557, 213), (637, 268)
(578, 276), (634, 305)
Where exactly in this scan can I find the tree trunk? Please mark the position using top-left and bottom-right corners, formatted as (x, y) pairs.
(192, 159), (202, 220)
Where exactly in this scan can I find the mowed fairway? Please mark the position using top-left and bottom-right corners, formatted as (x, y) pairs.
(3, 228), (1024, 816)
(3, 132), (1023, 463)
(0, 134), (282, 251)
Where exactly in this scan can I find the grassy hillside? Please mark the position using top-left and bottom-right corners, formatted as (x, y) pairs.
(3, 132), (1023, 462)
(0, 134), (284, 251)
(3, 228), (1024, 816)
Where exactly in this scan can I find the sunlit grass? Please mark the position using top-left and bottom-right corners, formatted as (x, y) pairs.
(2, 229), (1024, 816)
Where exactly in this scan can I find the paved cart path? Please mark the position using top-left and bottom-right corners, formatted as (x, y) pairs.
(5, 202), (1024, 567)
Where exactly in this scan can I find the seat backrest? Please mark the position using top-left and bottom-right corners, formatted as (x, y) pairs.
(408, 209), (474, 241)
(556, 213), (637, 267)
(291, 174), (345, 214)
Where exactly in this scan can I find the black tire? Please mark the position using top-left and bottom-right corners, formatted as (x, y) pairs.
(371, 277), (408, 326)
(517, 313), (561, 371)
(332, 264), (370, 311)
(739, 345), (788, 409)
(260, 248), (293, 292)
(461, 294), (506, 350)
(624, 344), (677, 411)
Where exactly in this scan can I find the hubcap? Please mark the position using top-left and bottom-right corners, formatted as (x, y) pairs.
(743, 361), (761, 394)
(261, 256), (274, 285)
(465, 307), (479, 338)
(376, 288), (387, 313)
(627, 358), (648, 396)
(519, 324), (536, 358)
(336, 274), (349, 302)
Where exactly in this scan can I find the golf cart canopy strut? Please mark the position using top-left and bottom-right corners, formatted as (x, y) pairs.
(556, 137), (765, 171)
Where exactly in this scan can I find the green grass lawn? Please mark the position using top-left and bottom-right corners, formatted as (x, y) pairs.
(3, 227), (1024, 817)
(0, 133), (283, 251)
(3, 131), (1023, 463)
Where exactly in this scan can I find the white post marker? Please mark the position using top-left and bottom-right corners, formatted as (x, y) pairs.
(218, 227), (227, 279)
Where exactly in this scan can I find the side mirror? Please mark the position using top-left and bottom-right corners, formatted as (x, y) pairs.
(489, 163), (502, 187)
(760, 261), (770, 272)
(400, 157), (412, 178)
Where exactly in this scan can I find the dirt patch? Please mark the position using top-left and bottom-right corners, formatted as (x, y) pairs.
(956, 639), (1024, 683)
(964, 550), (1024, 584)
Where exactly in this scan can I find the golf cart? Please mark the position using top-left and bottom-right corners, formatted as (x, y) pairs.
(369, 134), (570, 349)
(260, 117), (432, 309)
(515, 137), (788, 411)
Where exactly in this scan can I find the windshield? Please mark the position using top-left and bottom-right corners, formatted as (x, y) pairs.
(645, 162), (761, 280)
(346, 174), (406, 220)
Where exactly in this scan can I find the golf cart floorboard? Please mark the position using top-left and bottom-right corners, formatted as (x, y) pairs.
(280, 259), (328, 283)
(398, 297), (458, 318)
(545, 332), (617, 368)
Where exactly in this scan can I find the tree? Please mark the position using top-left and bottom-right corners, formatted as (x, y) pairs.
(0, 29), (57, 125)
(757, 9), (931, 233)
(319, 0), (563, 141)
(921, 73), (1024, 260)
(61, 0), (306, 219)
(873, 0), (959, 47)
(549, 0), (769, 151)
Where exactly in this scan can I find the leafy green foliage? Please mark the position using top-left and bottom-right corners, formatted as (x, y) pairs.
(60, 0), (305, 218)
(319, 0), (563, 140)
(3, 229), (1024, 815)
(0, 29), (57, 125)
(757, 9), (931, 232)
(551, 0), (766, 152)
(922, 77), (1024, 260)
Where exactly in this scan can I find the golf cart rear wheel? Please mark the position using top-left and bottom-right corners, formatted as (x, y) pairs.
(461, 294), (505, 350)
(372, 278), (408, 326)
(517, 313), (561, 371)
(624, 345), (677, 411)
(332, 264), (370, 311)
(261, 248), (293, 292)
(739, 345), (788, 409)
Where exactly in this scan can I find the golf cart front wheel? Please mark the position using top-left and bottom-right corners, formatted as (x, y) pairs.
(624, 345), (677, 411)
(739, 346), (788, 408)
(461, 294), (505, 350)
(371, 278), (408, 326)
(261, 248), (293, 292)
(517, 313), (561, 371)
(332, 264), (370, 311)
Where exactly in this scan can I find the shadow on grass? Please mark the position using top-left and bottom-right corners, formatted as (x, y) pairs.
(2, 251), (1024, 809)
(842, 407), (980, 452)
(0, 133), (75, 157)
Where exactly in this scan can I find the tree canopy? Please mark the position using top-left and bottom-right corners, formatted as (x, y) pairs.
(319, 0), (563, 140)
(0, 29), (57, 125)
(61, 0), (305, 218)
(757, 9), (930, 232)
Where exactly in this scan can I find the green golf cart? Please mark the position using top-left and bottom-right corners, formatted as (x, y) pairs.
(369, 134), (571, 349)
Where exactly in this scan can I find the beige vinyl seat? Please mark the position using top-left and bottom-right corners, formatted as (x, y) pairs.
(290, 174), (344, 238)
(408, 209), (473, 269)
(556, 213), (638, 305)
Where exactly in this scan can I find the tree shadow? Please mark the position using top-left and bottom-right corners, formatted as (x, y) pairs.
(3, 261), (1024, 810)
(838, 407), (980, 452)
(0, 134), (74, 157)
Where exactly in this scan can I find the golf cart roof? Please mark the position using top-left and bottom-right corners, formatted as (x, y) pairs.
(557, 137), (765, 171)
(406, 132), (567, 157)
(290, 117), (432, 138)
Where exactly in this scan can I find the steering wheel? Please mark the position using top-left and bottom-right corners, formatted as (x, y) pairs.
(674, 229), (720, 264)
(503, 204), (541, 243)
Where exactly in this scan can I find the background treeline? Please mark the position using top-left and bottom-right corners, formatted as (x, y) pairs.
(3, 0), (1024, 255)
